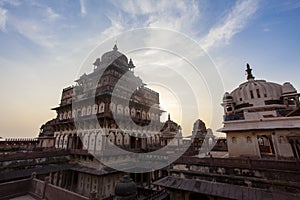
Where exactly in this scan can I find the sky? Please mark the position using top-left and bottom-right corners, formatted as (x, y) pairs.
(0, 0), (300, 138)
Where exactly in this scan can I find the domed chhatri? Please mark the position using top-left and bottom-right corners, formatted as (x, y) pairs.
(114, 175), (137, 200)
(222, 64), (299, 118)
(219, 64), (300, 159)
(92, 44), (135, 71)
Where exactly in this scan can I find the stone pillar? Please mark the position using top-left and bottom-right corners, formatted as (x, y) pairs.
(42, 176), (50, 199)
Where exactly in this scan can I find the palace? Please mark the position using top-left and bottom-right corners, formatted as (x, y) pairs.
(0, 48), (299, 200)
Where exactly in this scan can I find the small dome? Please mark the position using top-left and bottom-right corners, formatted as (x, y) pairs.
(115, 176), (137, 199)
(101, 45), (128, 67)
(223, 92), (233, 101)
(282, 82), (297, 95)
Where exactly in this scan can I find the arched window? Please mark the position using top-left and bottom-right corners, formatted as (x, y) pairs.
(131, 108), (136, 117)
(279, 136), (284, 144)
(124, 106), (130, 116)
(82, 107), (86, 116)
(142, 111), (146, 120)
(110, 103), (116, 112)
(67, 111), (72, 119)
(87, 106), (92, 115)
(117, 104), (124, 114)
(92, 104), (98, 114)
(232, 137), (237, 144)
(247, 136), (252, 143)
(99, 102), (105, 113)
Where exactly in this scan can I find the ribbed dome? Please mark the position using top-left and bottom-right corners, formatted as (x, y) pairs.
(229, 79), (282, 107)
(101, 44), (128, 66)
(282, 82), (297, 95)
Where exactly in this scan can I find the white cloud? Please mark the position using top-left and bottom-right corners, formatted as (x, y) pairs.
(3, 3), (62, 48)
(12, 19), (59, 48)
(111, 0), (200, 33)
(80, 0), (87, 16)
(0, 7), (7, 32)
(200, 0), (258, 51)
(45, 7), (60, 21)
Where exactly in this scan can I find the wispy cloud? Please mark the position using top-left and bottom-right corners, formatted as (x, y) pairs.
(111, 0), (200, 33)
(45, 7), (60, 21)
(0, 7), (7, 32)
(1, 1), (62, 48)
(80, 0), (87, 16)
(13, 19), (59, 48)
(281, 1), (300, 11)
(200, 0), (258, 51)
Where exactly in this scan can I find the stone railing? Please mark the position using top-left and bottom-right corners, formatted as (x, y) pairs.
(0, 149), (70, 162)
(0, 173), (98, 200)
(175, 156), (300, 171)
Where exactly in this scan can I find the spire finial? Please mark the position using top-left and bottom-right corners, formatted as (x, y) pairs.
(128, 58), (135, 70)
(168, 113), (170, 121)
(113, 44), (118, 51)
(246, 63), (255, 80)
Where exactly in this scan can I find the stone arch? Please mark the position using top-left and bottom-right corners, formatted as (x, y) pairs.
(77, 109), (81, 117)
(108, 131), (115, 144)
(87, 106), (92, 115)
(59, 113), (63, 120)
(82, 107), (87, 116)
(67, 111), (72, 119)
(142, 111), (146, 120)
(83, 132), (89, 149)
(151, 136), (155, 144)
(124, 106), (130, 116)
(72, 109), (76, 118)
(99, 102), (105, 113)
(59, 134), (64, 148)
(92, 104), (98, 114)
(116, 132), (123, 145)
(117, 104), (124, 115)
(55, 134), (60, 148)
(151, 113), (155, 120)
(89, 132), (97, 152)
(63, 134), (69, 149)
(232, 137), (237, 144)
(147, 136), (152, 145)
(110, 103), (116, 112)
(63, 112), (68, 120)
(124, 133), (130, 146)
(247, 136), (252, 143)
(131, 108), (136, 117)
(96, 131), (103, 151)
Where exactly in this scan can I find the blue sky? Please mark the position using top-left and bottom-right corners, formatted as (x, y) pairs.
(0, 0), (300, 138)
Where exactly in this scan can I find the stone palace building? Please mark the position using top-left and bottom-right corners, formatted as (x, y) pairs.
(0, 47), (299, 200)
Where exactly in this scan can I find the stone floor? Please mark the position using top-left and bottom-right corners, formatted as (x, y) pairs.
(10, 195), (37, 200)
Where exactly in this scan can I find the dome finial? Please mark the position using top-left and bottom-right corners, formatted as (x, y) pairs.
(113, 44), (118, 51)
(246, 63), (255, 80)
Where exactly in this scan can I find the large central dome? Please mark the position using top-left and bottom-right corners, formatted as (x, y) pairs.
(100, 44), (129, 67)
(230, 79), (282, 107)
